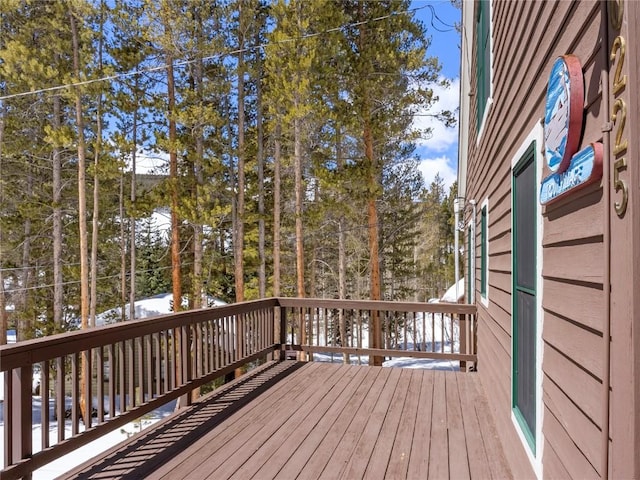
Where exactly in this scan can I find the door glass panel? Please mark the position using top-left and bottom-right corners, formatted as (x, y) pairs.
(515, 160), (535, 291)
(513, 145), (537, 450)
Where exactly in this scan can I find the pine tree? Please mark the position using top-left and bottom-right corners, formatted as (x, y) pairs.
(339, 0), (446, 363)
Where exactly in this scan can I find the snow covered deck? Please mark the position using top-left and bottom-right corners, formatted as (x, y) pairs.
(62, 360), (511, 480)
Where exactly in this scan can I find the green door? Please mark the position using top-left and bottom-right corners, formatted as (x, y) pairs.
(512, 143), (537, 451)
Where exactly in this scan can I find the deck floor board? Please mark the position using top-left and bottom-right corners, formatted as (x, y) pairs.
(63, 361), (512, 480)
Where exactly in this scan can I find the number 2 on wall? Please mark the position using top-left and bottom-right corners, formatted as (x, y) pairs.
(610, 36), (627, 96)
(611, 98), (628, 156)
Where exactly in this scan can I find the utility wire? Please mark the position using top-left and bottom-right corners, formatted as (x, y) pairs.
(0, 3), (449, 101)
(3, 262), (194, 295)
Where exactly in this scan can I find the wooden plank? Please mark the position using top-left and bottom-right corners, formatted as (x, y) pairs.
(543, 342), (602, 427)
(543, 189), (604, 246)
(427, 371), (449, 480)
(329, 368), (403, 479)
(445, 373), (470, 480)
(489, 231), (511, 258)
(277, 297), (476, 315)
(543, 241), (603, 284)
(384, 369), (422, 479)
(488, 287), (512, 319)
(229, 364), (365, 479)
(471, 376), (513, 479)
(542, 438), (572, 480)
(406, 370), (434, 478)
(543, 310), (603, 380)
(294, 367), (389, 478)
(479, 310), (511, 365)
(542, 278), (603, 334)
(543, 373), (602, 475)
(150, 362), (323, 479)
(273, 366), (380, 479)
(316, 368), (395, 480)
(456, 373), (492, 479)
(361, 368), (413, 480)
(543, 405), (600, 479)
(202, 364), (352, 479)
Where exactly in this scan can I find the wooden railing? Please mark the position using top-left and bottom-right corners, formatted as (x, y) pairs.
(278, 298), (477, 366)
(0, 297), (476, 479)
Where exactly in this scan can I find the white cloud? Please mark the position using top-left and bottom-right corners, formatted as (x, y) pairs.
(414, 77), (460, 153)
(418, 155), (457, 191)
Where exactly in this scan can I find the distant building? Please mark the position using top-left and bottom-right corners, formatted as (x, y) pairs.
(457, 1), (639, 478)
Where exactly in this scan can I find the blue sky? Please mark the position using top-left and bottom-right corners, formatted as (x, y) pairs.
(411, 0), (461, 191)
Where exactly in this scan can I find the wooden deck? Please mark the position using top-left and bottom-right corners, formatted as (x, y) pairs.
(62, 361), (511, 479)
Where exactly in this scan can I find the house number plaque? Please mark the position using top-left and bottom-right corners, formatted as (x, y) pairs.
(610, 30), (628, 217)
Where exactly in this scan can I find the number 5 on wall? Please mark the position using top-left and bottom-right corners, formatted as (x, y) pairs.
(613, 157), (628, 217)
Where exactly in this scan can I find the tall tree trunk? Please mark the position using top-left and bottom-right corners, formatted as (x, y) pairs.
(167, 51), (186, 407)
(69, 7), (91, 424)
(192, 26), (204, 310)
(0, 266), (6, 345)
(294, 114), (305, 299)
(120, 171), (127, 322)
(191, 17), (205, 398)
(52, 93), (63, 331)
(234, 11), (246, 379)
(273, 120), (281, 358)
(129, 83), (139, 321)
(273, 121), (282, 297)
(90, 12), (104, 329)
(19, 176), (32, 341)
(0, 105), (7, 345)
(193, 135), (204, 309)
(257, 51), (266, 299)
(364, 120), (382, 366)
(234, 11), (246, 304)
(294, 112), (306, 360)
(167, 57), (181, 315)
(357, 5), (382, 365)
(90, 111), (100, 328)
(336, 129), (348, 363)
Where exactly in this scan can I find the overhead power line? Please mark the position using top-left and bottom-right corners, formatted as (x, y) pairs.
(0, 3), (450, 101)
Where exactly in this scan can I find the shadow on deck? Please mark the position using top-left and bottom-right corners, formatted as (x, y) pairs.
(62, 361), (511, 480)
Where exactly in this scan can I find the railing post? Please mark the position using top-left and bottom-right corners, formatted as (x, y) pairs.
(11, 366), (33, 477)
(278, 306), (287, 361)
(370, 310), (383, 366)
(179, 325), (192, 407)
(459, 314), (467, 372)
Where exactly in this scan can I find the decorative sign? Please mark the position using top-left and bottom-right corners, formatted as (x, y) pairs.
(543, 55), (584, 174)
(540, 142), (603, 205)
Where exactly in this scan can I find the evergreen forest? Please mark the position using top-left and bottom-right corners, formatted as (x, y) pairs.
(0, 0), (459, 343)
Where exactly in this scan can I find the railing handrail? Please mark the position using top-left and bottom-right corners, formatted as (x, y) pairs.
(0, 298), (279, 371)
(0, 297), (476, 371)
(275, 297), (476, 315)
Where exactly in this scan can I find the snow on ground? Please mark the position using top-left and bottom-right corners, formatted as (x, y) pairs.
(438, 277), (466, 303)
(95, 292), (226, 326)
(311, 351), (459, 371)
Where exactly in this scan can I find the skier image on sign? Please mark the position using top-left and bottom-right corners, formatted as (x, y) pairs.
(544, 64), (570, 172)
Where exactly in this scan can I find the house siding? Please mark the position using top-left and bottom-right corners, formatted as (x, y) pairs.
(608, 1), (640, 478)
(460, 0), (640, 478)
